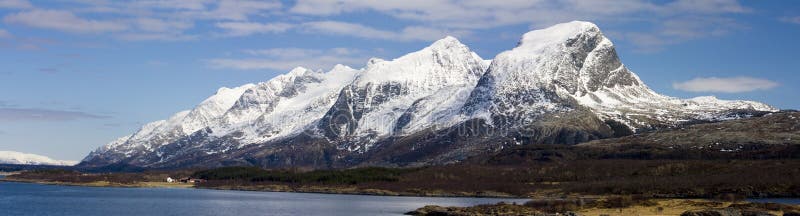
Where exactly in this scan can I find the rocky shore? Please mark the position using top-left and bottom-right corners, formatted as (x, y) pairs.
(406, 199), (800, 216)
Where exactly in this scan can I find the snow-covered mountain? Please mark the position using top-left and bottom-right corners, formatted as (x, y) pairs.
(210, 65), (360, 145)
(318, 36), (488, 152)
(80, 21), (776, 169)
(83, 84), (254, 165)
(0, 151), (78, 166)
(464, 21), (773, 131)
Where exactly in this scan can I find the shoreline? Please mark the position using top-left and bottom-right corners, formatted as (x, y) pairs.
(4, 177), (800, 201)
(194, 184), (528, 198)
(0, 171), (21, 176)
(6, 178), (798, 215)
(0, 175), (559, 199)
(0, 176), (525, 198)
(0, 177), (194, 189)
(407, 199), (800, 216)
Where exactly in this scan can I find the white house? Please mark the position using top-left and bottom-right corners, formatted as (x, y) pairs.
(166, 177), (175, 183)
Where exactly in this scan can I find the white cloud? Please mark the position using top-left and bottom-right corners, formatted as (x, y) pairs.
(620, 17), (745, 52)
(0, 0), (753, 50)
(664, 0), (750, 14)
(290, 0), (751, 50)
(129, 0), (282, 21)
(115, 33), (198, 41)
(673, 76), (779, 93)
(400, 26), (471, 41)
(205, 0), (282, 21)
(0, 0), (32, 9)
(291, 0), (748, 28)
(0, 108), (109, 121)
(208, 57), (355, 71)
(134, 18), (193, 33)
(292, 0), (542, 29)
(780, 16), (800, 25)
(659, 17), (741, 39)
(0, 29), (11, 38)
(3, 10), (199, 41)
(301, 21), (467, 41)
(129, 0), (209, 11)
(3, 10), (127, 34)
(243, 48), (323, 58)
(215, 22), (293, 36)
(208, 47), (369, 71)
(112, 17), (198, 41)
(0, 0), (283, 41)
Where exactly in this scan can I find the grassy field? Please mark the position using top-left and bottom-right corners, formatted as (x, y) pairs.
(187, 158), (800, 198)
(2, 169), (195, 188)
(7, 157), (800, 198)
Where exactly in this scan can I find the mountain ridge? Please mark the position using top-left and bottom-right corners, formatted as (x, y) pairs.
(0, 151), (78, 166)
(80, 21), (776, 169)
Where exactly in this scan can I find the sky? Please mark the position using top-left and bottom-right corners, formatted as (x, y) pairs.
(0, 0), (799, 161)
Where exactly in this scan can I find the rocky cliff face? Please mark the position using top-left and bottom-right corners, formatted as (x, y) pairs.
(80, 21), (776, 169)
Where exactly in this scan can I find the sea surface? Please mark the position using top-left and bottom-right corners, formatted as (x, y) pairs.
(0, 178), (528, 216)
(2, 176), (798, 216)
(748, 198), (800, 205)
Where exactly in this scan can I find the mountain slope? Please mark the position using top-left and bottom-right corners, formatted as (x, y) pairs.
(80, 21), (776, 169)
(318, 36), (488, 153)
(209, 65), (361, 145)
(579, 111), (800, 153)
(82, 84), (254, 166)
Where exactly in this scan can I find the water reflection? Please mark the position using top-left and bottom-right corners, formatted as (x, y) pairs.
(0, 181), (528, 216)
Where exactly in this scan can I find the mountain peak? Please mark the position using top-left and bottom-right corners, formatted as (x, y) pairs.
(203, 84), (255, 113)
(431, 35), (460, 45)
(426, 35), (467, 51)
(327, 64), (356, 75)
(216, 83), (255, 95)
(485, 20), (615, 95)
(366, 57), (385, 67)
(287, 66), (312, 76)
(517, 20), (601, 51)
(355, 34), (483, 86)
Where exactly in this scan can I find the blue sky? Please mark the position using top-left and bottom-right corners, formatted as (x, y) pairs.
(0, 0), (798, 161)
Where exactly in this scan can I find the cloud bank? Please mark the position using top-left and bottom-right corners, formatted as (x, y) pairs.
(4, 9), (127, 34)
(208, 47), (370, 71)
(0, 108), (110, 121)
(673, 76), (779, 93)
(0, 0), (754, 50)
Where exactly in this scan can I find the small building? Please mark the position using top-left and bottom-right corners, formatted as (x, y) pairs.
(178, 177), (205, 183)
(166, 177), (175, 183)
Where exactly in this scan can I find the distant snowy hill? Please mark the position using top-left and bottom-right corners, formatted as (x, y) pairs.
(0, 151), (77, 166)
(79, 21), (776, 170)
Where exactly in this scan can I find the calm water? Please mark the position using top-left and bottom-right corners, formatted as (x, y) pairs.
(2, 176), (797, 216)
(748, 198), (800, 205)
(0, 179), (528, 216)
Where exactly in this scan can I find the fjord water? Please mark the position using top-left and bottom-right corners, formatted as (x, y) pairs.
(0, 180), (527, 216)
